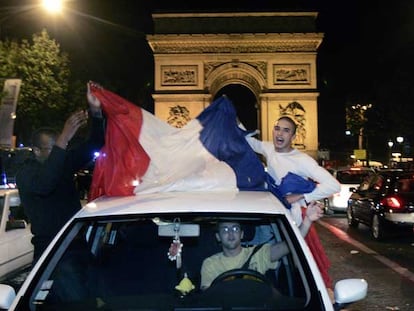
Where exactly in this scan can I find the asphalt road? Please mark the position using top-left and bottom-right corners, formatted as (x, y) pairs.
(317, 214), (414, 311)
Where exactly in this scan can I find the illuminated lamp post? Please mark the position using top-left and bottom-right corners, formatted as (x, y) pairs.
(396, 136), (404, 162)
(42, 0), (63, 14)
(387, 140), (394, 165)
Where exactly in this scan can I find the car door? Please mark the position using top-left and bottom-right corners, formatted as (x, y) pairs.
(0, 190), (33, 279)
(353, 174), (383, 224)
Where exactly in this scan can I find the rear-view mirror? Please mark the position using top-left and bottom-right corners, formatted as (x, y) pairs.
(158, 223), (200, 237)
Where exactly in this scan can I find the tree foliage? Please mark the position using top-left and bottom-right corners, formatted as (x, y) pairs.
(345, 102), (373, 150)
(0, 29), (83, 144)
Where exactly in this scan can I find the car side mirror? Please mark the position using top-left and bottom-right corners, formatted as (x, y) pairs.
(6, 219), (27, 231)
(0, 284), (16, 310)
(334, 278), (368, 309)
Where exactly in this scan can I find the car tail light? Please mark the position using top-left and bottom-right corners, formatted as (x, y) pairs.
(380, 196), (404, 210)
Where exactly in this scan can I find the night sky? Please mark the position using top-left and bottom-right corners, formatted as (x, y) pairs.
(1, 0), (414, 161)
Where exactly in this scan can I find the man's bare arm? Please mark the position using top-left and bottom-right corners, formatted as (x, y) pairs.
(270, 201), (323, 261)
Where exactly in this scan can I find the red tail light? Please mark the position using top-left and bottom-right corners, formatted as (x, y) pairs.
(380, 196), (404, 209)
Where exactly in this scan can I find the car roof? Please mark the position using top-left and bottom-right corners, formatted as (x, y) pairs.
(377, 169), (414, 177)
(78, 190), (285, 218)
(0, 188), (18, 197)
(333, 166), (374, 172)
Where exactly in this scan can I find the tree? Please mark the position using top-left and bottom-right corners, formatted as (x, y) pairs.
(345, 102), (372, 150)
(0, 29), (82, 145)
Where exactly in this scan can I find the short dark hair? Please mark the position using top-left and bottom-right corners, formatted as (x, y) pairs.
(277, 116), (297, 135)
(31, 127), (58, 148)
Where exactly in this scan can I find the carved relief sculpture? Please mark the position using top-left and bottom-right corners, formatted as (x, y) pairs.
(161, 65), (198, 86)
(274, 64), (310, 85)
(167, 105), (192, 128)
(279, 101), (307, 149)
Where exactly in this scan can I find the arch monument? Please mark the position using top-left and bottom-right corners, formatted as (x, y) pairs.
(147, 12), (323, 157)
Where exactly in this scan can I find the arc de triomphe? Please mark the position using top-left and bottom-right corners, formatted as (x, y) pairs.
(147, 12), (323, 157)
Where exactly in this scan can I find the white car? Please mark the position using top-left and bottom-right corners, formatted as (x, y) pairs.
(325, 167), (375, 213)
(0, 191), (367, 310)
(0, 189), (33, 282)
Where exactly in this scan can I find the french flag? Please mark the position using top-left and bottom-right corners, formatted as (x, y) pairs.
(88, 85), (267, 200)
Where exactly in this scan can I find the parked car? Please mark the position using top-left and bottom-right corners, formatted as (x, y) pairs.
(0, 191), (367, 311)
(0, 147), (32, 189)
(0, 189), (33, 282)
(324, 167), (375, 213)
(347, 169), (414, 240)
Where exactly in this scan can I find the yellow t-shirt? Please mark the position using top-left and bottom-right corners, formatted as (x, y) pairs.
(200, 244), (277, 289)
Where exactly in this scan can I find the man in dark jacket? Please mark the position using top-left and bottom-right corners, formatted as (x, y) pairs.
(16, 82), (105, 263)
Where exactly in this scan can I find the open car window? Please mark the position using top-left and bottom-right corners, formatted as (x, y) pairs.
(24, 214), (323, 311)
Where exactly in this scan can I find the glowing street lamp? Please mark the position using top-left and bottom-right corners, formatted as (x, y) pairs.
(42, 0), (63, 14)
(40, 0), (143, 38)
(396, 136), (404, 162)
(387, 140), (394, 165)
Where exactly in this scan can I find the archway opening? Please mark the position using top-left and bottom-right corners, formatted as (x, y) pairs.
(214, 84), (258, 132)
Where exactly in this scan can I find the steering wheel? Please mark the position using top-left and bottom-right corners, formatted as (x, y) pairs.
(210, 268), (272, 288)
(202, 269), (280, 308)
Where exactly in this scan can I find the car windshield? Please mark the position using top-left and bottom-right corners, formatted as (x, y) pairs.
(336, 170), (371, 184)
(21, 213), (323, 311)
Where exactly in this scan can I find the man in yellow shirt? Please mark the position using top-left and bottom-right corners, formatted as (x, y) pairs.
(200, 200), (323, 290)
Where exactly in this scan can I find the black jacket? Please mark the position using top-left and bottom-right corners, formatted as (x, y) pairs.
(16, 117), (105, 259)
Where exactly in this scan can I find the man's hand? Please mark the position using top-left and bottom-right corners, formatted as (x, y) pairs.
(285, 193), (304, 204)
(55, 110), (88, 149)
(87, 81), (103, 118)
(305, 201), (324, 222)
(299, 201), (324, 237)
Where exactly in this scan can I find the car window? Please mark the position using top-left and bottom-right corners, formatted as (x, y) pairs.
(358, 176), (372, 191)
(336, 170), (372, 184)
(23, 215), (324, 310)
(396, 178), (414, 193)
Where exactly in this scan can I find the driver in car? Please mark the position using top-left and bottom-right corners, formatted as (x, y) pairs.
(200, 200), (323, 290)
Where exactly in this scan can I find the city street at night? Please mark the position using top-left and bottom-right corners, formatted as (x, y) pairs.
(318, 213), (414, 311)
(2, 1), (414, 310)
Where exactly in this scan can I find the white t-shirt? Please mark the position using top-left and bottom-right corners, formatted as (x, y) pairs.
(247, 137), (340, 225)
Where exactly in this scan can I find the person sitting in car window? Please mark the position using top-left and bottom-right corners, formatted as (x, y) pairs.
(200, 200), (323, 290)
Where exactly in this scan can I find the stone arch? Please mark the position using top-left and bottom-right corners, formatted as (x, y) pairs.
(215, 84), (259, 132)
(148, 12), (323, 157)
(205, 62), (266, 99)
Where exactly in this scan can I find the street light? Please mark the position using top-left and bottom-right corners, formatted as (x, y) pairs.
(41, 0), (143, 38)
(396, 136), (404, 162)
(42, 0), (63, 14)
(387, 140), (394, 165)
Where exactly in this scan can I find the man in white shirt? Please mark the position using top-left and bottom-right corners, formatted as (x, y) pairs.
(244, 116), (340, 290)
